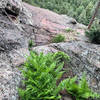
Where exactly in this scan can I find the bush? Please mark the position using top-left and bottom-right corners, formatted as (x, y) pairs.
(18, 51), (70, 100)
(60, 74), (100, 100)
(52, 34), (65, 43)
(85, 24), (100, 44)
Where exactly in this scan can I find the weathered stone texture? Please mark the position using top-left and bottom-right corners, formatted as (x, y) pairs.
(0, 0), (100, 100)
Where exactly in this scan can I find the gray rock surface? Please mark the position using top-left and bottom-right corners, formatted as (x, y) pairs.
(32, 42), (100, 93)
(0, 0), (32, 99)
(22, 2), (86, 45)
(0, 0), (99, 100)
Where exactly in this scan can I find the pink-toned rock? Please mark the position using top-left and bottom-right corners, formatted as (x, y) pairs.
(23, 2), (86, 33)
(22, 2), (86, 45)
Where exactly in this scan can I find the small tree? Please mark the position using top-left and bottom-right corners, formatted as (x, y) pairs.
(88, 1), (100, 29)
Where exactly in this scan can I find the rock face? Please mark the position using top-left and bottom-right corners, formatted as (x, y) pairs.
(32, 42), (100, 93)
(0, 0), (32, 99)
(0, 0), (100, 100)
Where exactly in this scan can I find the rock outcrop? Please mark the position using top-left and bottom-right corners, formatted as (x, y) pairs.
(32, 42), (100, 93)
(0, 0), (100, 100)
(23, 2), (86, 45)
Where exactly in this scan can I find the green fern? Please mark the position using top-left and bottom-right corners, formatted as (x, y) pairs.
(60, 74), (100, 100)
(18, 51), (100, 100)
(18, 51), (70, 100)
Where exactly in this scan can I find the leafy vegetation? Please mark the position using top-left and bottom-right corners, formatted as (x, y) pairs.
(60, 74), (100, 100)
(18, 51), (70, 100)
(18, 51), (100, 100)
(65, 28), (73, 33)
(22, 0), (98, 25)
(77, 32), (80, 34)
(52, 34), (65, 43)
(28, 40), (34, 49)
(85, 23), (100, 44)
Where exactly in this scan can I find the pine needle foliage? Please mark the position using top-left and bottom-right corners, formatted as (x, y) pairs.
(59, 74), (100, 100)
(85, 24), (100, 44)
(18, 51), (70, 100)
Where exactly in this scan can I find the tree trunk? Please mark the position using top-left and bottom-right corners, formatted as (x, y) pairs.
(88, 1), (100, 29)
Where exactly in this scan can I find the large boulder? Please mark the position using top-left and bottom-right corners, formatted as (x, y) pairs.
(32, 41), (100, 93)
(0, 0), (33, 100)
(22, 2), (86, 45)
(1, 0), (99, 100)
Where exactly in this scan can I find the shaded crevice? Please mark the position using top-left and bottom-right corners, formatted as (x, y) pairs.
(5, 7), (18, 17)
